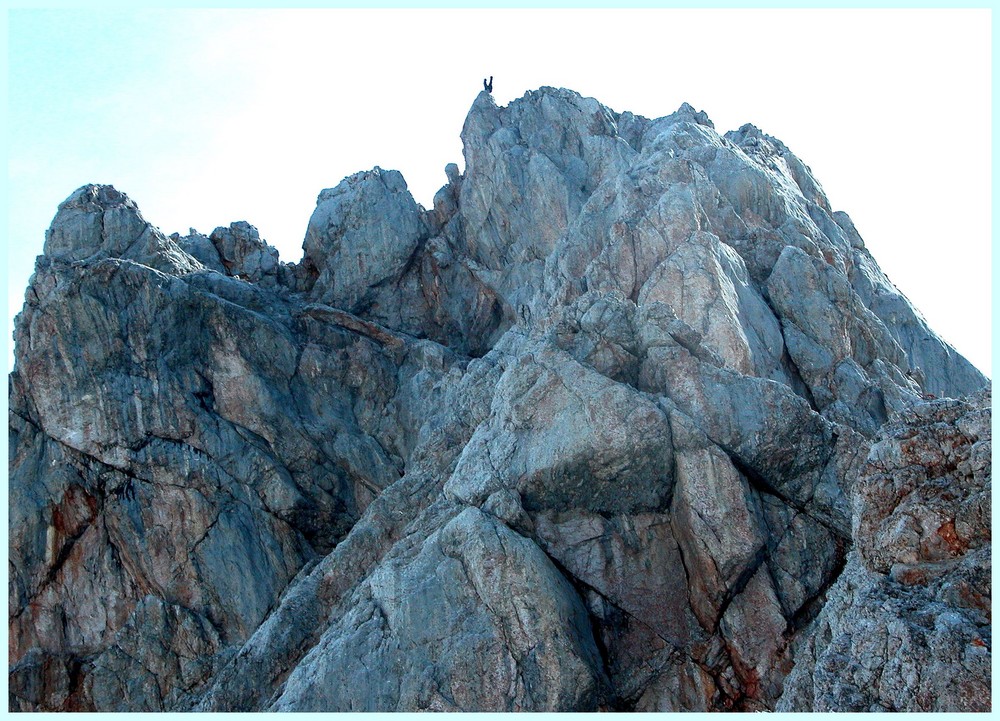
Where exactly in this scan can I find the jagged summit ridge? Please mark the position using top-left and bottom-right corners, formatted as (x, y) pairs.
(9, 86), (988, 712)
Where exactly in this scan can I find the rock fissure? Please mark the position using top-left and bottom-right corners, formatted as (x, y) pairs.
(727, 451), (844, 539)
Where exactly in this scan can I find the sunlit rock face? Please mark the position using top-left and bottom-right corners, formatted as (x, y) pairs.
(8, 87), (988, 712)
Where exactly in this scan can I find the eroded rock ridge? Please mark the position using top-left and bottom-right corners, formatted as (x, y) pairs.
(9, 87), (989, 711)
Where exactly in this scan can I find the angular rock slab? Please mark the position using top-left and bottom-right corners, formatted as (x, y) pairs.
(270, 507), (604, 711)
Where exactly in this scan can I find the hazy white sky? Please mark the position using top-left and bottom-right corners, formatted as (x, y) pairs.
(6, 8), (992, 376)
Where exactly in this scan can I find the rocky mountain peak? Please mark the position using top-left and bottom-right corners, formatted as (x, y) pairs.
(673, 100), (715, 128)
(9, 87), (989, 712)
(44, 182), (201, 276)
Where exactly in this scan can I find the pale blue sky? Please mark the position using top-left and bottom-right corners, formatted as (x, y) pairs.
(6, 8), (992, 376)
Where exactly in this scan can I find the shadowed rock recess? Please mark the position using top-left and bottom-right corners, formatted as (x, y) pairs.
(8, 88), (990, 712)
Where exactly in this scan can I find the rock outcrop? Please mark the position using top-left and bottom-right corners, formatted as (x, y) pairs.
(8, 87), (989, 712)
(778, 389), (991, 711)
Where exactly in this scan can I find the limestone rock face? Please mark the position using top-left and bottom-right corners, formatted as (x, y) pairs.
(304, 167), (426, 313)
(44, 185), (200, 275)
(9, 87), (989, 712)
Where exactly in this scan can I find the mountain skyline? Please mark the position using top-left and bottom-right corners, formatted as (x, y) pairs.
(6, 8), (992, 378)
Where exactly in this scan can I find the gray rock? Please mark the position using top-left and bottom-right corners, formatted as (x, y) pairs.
(847, 241), (986, 400)
(459, 87), (635, 317)
(669, 433), (765, 631)
(443, 340), (674, 515)
(270, 506), (604, 711)
(303, 167), (426, 313)
(777, 390), (991, 712)
(209, 221), (280, 285)
(44, 184), (200, 274)
(9, 86), (989, 712)
(173, 230), (225, 273)
(301, 166), (510, 356)
(766, 243), (920, 434)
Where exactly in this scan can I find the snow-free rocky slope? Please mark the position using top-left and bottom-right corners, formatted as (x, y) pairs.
(9, 87), (990, 711)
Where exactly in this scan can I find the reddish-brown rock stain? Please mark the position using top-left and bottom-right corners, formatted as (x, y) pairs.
(936, 519), (967, 556)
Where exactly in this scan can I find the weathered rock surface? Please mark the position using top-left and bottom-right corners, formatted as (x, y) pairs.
(9, 87), (989, 712)
(777, 389), (991, 711)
